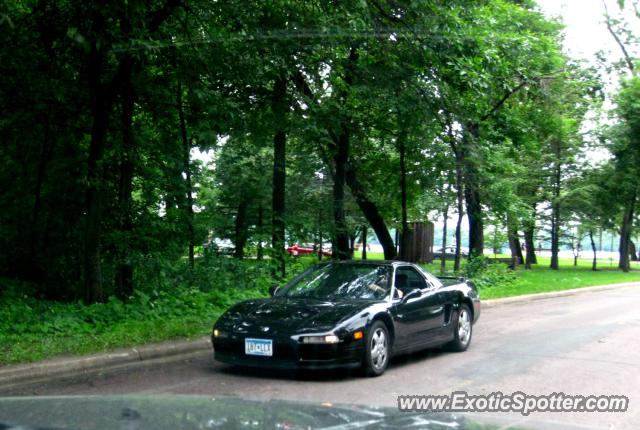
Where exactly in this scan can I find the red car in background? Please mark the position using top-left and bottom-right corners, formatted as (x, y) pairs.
(286, 243), (332, 257)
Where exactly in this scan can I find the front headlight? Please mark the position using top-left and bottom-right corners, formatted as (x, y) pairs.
(300, 334), (340, 344)
(212, 329), (228, 338)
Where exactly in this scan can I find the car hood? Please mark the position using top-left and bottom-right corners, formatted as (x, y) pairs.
(218, 297), (374, 333)
(0, 395), (579, 430)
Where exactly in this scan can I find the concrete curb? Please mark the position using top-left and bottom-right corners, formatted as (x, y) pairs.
(0, 336), (211, 391)
(482, 281), (639, 309)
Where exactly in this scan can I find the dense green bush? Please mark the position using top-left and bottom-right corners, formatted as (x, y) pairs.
(0, 254), (323, 365)
(463, 256), (517, 290)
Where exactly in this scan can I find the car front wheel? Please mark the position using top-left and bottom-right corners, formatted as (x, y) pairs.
(363, 321), (390, 377)
(447, 303), (473, 352)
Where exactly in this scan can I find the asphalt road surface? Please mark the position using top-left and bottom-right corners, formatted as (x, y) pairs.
(4, 284), (640, 430)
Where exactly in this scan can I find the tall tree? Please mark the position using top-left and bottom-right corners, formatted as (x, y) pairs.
(271, 74), (288, 276)
(610, 77), (640, 271)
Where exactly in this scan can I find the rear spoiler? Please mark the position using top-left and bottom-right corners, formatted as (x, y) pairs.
(437, 275), (466, 282)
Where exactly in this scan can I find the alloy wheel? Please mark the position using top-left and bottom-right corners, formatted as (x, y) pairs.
(370, 327), (388, 370)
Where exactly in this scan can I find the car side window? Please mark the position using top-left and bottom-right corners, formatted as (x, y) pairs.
(394, 267), (427, 294)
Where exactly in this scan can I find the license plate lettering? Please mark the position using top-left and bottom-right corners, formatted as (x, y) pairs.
(245, 338), (273, 356)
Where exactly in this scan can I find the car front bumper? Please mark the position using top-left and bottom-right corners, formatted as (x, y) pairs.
(212, 335), (365, 370)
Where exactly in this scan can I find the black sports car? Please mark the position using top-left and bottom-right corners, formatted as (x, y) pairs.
(212, 260), (480, 376)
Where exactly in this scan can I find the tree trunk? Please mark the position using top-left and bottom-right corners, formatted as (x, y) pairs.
(507, 224), (519, 269)
(629, 240), (638, 261)
(177, 82), (195, 269)
(441, 206), (448, 273)
(514, 236), (524, 262)
(361, 225), (367, 260)
(234, 200), (248, 259)
(257, 204), (264, 260)
(507, 214), (522, 269)
(336, 56), (395, 259)
(83, 38), (108, 304)
(523, 205), (537, 269)
(465, 186), (484, 258)
(318, 136), (396, 257)
(115, 55), (135, 299)
(618, 188), (636, 272)
(315, 174), (324, 261)
(82, 0), (179, 302)
(317, 208), (323, 261)
(462, 123), (483, 257)
(589, 229), (597, 271)
(550, 202), (560, 270)
(454, 160), (464, 272)
(83, 133), (106, 305)
(349, 230), (358, 258)
(447, 122), (464, 271)
(332, 48), (358, 261)
(271, 74), (288, 278)
(27, 110), (53, 283)
(399, 130), (409, 260)
(332, 126), (351, 260)
(550, 160), (561, 270)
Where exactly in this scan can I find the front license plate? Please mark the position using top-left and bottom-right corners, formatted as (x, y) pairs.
(245, 338), (273, 357)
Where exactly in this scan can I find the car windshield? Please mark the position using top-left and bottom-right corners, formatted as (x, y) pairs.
(279, 264), (392, 301)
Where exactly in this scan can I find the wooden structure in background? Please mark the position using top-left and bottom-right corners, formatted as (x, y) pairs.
(402, 221), (434, 263)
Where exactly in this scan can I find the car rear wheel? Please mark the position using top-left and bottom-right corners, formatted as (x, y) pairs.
(362, 321), (390, 377)
(447, 304), (472, 352)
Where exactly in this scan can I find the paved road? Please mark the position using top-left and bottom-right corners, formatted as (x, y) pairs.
(4, 285), (640, 429)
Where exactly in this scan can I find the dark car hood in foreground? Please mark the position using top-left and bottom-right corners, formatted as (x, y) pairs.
(0, 395), (583, 430)
(219, 297), (375, 332)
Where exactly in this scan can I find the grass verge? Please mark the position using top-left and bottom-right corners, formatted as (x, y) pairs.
(420, 256), (640, 299)
(0, 286), (265, 366)
(477, 257), (640, 299)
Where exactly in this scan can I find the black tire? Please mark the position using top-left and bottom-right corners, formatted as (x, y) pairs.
(362, 321), (390, 377)
(446, 303), (473, 352)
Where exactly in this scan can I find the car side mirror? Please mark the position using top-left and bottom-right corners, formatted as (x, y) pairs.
(269, 284), (280, 297)
(402, 288), (422, 303)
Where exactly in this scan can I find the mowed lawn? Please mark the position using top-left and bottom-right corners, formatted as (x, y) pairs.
(479, 257), (640, 299)
(354, 251), (640, 299)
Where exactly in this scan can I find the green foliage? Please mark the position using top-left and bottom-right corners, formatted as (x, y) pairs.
(463, 256), (517, 291)
(463, 255), (489, 279)
(133, 254), (272, 295)
(611, 76), (640, 190)
(0, 256), (278, 364)
(0, 252), (326, 364)
(0, 0), (607, 302)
